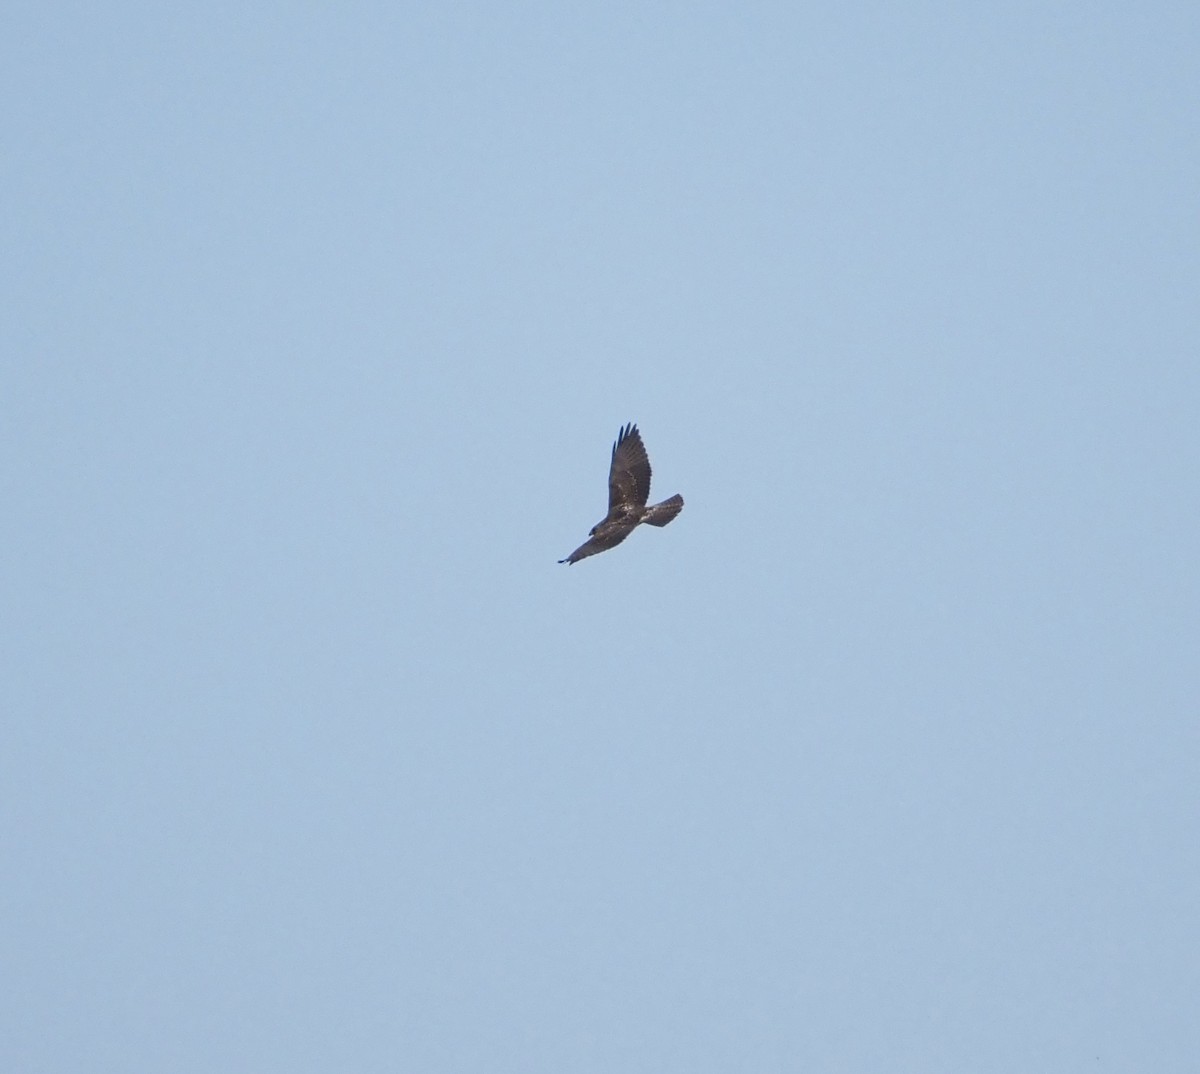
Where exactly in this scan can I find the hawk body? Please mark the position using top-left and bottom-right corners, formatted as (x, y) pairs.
(559, 423), (684, 565)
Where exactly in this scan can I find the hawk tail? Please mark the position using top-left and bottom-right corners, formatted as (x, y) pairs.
(642, 494), (684, 527)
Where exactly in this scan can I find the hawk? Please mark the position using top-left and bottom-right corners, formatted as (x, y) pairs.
(559, 423), (684, 565)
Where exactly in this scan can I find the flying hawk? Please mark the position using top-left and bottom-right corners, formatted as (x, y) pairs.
(559, 423), (684, 565)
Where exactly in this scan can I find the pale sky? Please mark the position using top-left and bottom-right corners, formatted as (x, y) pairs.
(3, 3), (1198, 1071)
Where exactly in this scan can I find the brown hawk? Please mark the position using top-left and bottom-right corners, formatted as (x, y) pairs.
(558, 423), (684, 565)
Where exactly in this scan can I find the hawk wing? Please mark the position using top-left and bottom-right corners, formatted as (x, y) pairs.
(608, 422), (652, 510)
(557, 524), (636, 565)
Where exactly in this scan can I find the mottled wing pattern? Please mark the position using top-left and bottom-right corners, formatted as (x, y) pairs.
(608, 422), (652, 509)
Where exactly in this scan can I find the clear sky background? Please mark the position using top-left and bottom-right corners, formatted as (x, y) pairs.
(3, 3), (1198, 1071)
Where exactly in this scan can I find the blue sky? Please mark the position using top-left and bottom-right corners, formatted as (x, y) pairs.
(3, 3), (1198, 1071)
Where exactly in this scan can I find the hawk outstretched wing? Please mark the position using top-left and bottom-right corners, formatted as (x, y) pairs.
(608, 422), (652, 510)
